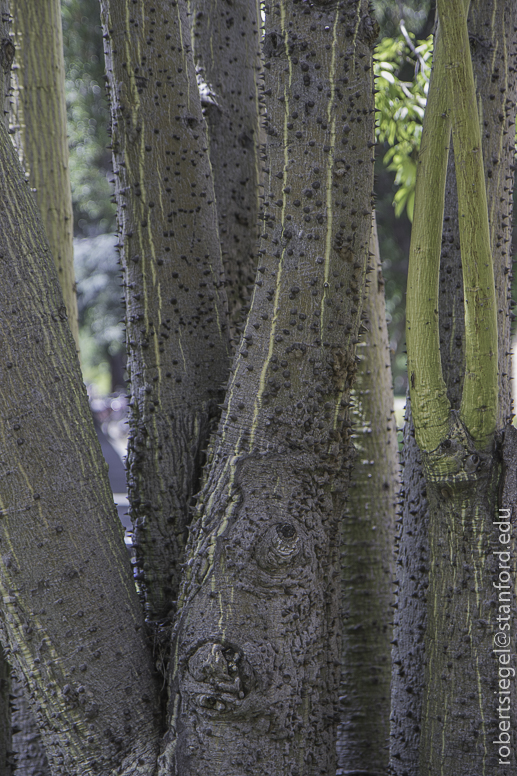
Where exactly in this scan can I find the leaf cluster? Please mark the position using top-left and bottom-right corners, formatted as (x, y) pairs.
(374, 33), (433, 220)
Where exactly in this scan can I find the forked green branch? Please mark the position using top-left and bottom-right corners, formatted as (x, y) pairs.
(407, 0), (498, 451)
(438, 0), (498, 449)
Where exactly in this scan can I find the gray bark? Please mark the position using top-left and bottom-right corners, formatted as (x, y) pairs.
(0, 648), (13, 776)
(0, 113), (159, 776)
(391, 2), (517, 773)
(0, 0), (12, 127)
(158, 2), (379, 774)
(0, 5), (12, 772)
(9, 0), (79, 347)
(99, 0), (231, 626)
(337, 216), (398, 775)
(11, 671), (50, 776)
(1, 9), (50, 775)
(389, 397), (430, 776)
(190, 0), (261, 342)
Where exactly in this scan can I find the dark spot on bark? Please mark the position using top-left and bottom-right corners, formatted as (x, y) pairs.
(276, 523), (296, 539)
(0, 39), (15, 73)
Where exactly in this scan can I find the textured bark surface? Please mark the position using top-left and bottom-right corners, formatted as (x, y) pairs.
(158, 2), (378, 774)
(440, 0), (517, 425)
(439, 0), (497, 447)
(10, 0), (78, 347)
(2, 10), (50, 775)
(0, 118), (159, 776)
(11, 670), (50, 776)
(0, 0), (13, 127)
(439, 148), (464, 410)
(0, 647), (13, 776)
(418, 417), (511, 774)
(469, 0), (517, 430)
(100, 0), (231, 625)
(392, 1), (517, 773)
(404, 23), (451, 453)
(337, 217), (398, 776)
(390, 398), (429, 776)
(190, 0), (261, 340)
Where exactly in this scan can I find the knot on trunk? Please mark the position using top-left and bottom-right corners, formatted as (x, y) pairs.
(0, 39), (15, 74)
(186, 641), (254, 715)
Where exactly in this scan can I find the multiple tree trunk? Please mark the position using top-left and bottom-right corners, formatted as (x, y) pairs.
(100, 0), (232, 629)
(0, 0), (514, 774)
(393, 1), (517, 775)
(159, 2), (378, 772)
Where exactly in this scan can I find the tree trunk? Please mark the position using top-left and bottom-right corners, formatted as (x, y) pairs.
(0, 116), (159, 776)
(1, 11), (48, 775)
(0, 647), (13, 776)
(0, 5), (11, 769)
(11, 671), (50, 776)
(392, 1), (517, 773)
(9, 0), (79, 348)
(189, 0), (261, 342)
(337, 216), (398, 775)
(158, 2), (378, 773)
(99, 0), (231, 626)
(0, 0), (13, 125)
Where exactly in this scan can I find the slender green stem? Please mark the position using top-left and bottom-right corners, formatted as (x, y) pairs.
(406, 25), (451, 452)
(437, 0), (498, 449)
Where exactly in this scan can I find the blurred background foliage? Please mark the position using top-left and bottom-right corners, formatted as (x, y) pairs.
(375, 34), (432, 222)
(62, 0), (115, 237)
(74, 234), (125, 394)
(63, 0), (438, 397)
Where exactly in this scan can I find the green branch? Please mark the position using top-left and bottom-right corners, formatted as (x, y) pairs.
(437, 0), (498, 448)
(408, 0), (497, 452)
(405, 24), (451, 452)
